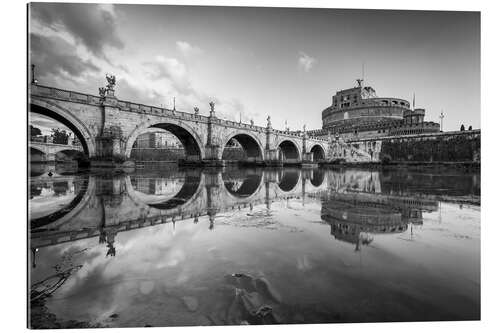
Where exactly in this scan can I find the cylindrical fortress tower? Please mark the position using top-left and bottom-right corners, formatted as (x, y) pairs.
(322, 82), (411, 131)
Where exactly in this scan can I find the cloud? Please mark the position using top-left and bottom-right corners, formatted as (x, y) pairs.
(30, 33), (100, 80)
(139, 56), (257, 121)
(115, 78), (167, 107)
(298, 52), (316, 72)
(216, 99), (260, 123)
(144, 56), (194, 96)
(176, 41), (203, 57)
(30, 3), (124, 58)
(30, 114), (71, 135)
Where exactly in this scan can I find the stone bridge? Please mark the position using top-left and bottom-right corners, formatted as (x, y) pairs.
(29, 141), (83, 162)
(29, 168), (328, 250)
(29, 81), (329, 166)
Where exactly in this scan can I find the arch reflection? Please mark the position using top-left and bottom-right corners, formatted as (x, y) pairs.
(278, 169), (300, 192)
(136, 172), (203, 210)
(30, 175), (90, 230)
(223, 169), (263, 197)
(310, 169), (325, 187)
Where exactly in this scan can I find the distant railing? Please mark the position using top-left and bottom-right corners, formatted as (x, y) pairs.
(347, 129), (481, 143)
(30, 138), (81, 147)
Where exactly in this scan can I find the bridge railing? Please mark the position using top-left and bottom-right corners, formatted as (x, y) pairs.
(116, 99), (213, 122)
(30, 84), (328, 140)
(30, 85), (102, 105)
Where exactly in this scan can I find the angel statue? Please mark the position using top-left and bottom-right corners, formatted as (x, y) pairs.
(194, 106), (200, 115)
(266, 115), (272, 128)
(106, 74), (116, 90)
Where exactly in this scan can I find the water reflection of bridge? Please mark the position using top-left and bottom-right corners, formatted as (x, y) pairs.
(29, 168), (450, 259)
(29, 168), (328, 250)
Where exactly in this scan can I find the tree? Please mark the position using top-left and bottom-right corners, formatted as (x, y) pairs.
(460, 124), (465, 131)
(51, 128), (69, 145)
(30, 125), (41, 139)
(468, 125), (473, 130)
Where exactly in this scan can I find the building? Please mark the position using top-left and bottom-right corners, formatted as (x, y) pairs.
(307, 79), (440, 140)
(132, 131), (183, 149)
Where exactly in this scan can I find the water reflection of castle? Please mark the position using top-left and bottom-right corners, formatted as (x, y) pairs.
(318, 169), (441, 250)
(30, 167), (471, 264)
(322, 191), (438, 250)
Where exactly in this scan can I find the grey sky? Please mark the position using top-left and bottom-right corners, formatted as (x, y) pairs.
(29, 3), (480, 131)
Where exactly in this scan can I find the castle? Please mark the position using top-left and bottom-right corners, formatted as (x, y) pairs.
(307, 80), (441, 140)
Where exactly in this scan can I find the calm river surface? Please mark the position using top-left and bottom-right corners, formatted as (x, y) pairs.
(29, 165), (480, 328)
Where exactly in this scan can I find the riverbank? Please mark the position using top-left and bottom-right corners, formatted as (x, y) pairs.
(320, 161), (480, 171)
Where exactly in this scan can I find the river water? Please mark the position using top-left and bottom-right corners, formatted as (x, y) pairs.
(28, 165), (480, 328)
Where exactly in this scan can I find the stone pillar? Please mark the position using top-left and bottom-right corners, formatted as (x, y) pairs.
(206, 102), (215, 147)
(302, 152), (313, 163)
(265, 116), (271, 150)
(302, 126), (307, 161)
(92, 76), (133, 168)
(46, 153), (56, 163)
(95, 125), (126, 160)
(203, 101), (224, 166)
(264, 116), (280, 166)
(301, 125), (315, 165)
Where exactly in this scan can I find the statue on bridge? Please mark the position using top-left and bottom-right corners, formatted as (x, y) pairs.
(194, 106), (200, 115)
(106, 74), (116, 91)
(98, 87), (107, 98)
(209, 101), (215, 117)
(267, 116), (272, 128)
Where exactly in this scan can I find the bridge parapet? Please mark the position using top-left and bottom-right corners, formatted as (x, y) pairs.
(30, 82), (330, 166)
(31, 85), (102, 105)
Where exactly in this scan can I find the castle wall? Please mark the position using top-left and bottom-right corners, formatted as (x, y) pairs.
(379, 132), (480, 162)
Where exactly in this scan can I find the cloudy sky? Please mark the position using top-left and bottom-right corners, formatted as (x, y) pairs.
(29, 3), (480, 132)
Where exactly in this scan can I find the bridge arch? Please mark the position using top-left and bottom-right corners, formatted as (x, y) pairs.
(310, 144), (326, 162)
(277, 139), (301, 162)
(30, 99), (96, 157)
(220, 131), (264, 161)
(125, 120), (205, 160)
